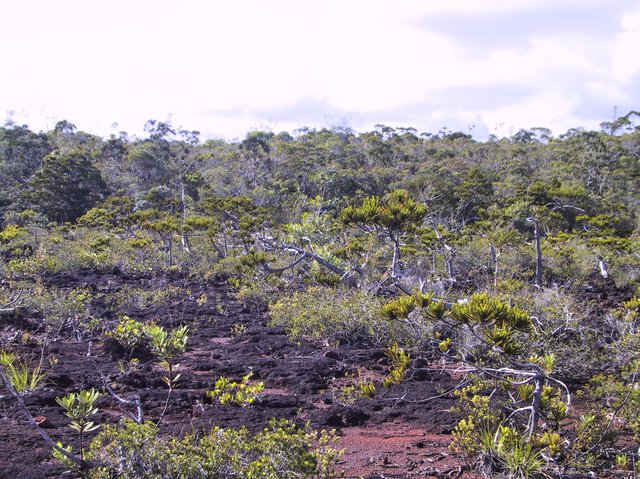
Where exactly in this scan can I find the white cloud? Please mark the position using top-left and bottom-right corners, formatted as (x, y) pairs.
(0, 1), (638, 139)
(481, 93), (579, 137)
(612, 10), (640, 83)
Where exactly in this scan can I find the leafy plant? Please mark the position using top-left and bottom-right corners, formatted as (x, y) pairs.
(143, 323), (188, 423)
(104, 316), (144, 358)
(615, 452), (629, 471)
(359, 380), (377, 399)
(0, 351), (46, 393)
(498, 440), (546, 479)
(86, 418), (344, 479)
(55, 388), (101, 463)
(382, 342), (410, 388)
(207, 372), (265, 406)
(231, 323), (247, 336)
(143, 323), (188, 388)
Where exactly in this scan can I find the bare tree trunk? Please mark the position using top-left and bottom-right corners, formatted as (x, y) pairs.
(533, 219), (543, 287)
(180, 182), (190, 253)
(598, 256), (609, 279)
(444, 244), (455, 279)
(391, 234), (401, 278)
(490, 244), (499, 287)
(161, 235), (173, 267)
(529, 375), (543, 438)
(434, 229), (455, 280)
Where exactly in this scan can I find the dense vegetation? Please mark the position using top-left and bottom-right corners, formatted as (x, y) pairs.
(1, 111), (640, 478)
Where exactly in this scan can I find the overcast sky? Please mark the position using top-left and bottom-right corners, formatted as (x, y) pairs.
(1, 0), (639, 140)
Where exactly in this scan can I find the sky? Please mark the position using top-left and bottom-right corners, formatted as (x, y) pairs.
(1, 0), (639, 141)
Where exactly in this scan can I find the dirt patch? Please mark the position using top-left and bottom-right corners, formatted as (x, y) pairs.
(339, 424), (483, 479)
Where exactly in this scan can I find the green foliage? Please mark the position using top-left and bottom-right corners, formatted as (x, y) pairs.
(27, 148), (108, 223)
(107, 285), (182, 311)
(615, 452), (629, 471)
(144, 323), (189, 363)
(0, 350), (14, 367)
(0, 123), (52, 217)
(143, 324), (188, 388)
(104, 316), (144, 358)
(15, 284), (97, 339)
(451, 389), (547, 478)
(56, 388), (101, 434)
(382, 291), (533, 356)
(381, 292), (435, 320)
(0, 224), (23, 243)
(87, 418), (343, 479)
(450, 293), (532, 355)
(234, 279), (278, 314)
(0, 351), (46, 393)
(382, 343), (411, 388)
(55, 388), (101, 464)
(51, 442), (76, 469)
(381, 294), (419, 320)
(621, 295), (640, 322)
(451, 293), (531, 331)
(207, 372), (265, 406)
(359, 380), (377, 399)
(497, 440), (546, 479)
(7, 253), (60, 276)
(451, 387), (502, 457)
(269, 286), (401, 345)
(340, 189), (427, 233)
(585, 365), (640, 443)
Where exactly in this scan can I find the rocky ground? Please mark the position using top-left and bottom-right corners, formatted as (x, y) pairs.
(0, 269), (478, 479)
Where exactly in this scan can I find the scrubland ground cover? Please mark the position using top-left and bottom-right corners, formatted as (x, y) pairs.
(2, 113), (640, 478)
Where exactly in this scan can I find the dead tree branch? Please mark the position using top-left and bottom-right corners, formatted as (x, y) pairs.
(0, 369), (100, 470)
(100, 373), (144, 424)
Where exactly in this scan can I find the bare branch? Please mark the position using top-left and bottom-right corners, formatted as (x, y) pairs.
(262, 252), (308, 274)
(100, 373), (144, 424)
(0, 292), (22, 315)
(0, 369), (100, 470)
(259, 235), (358, 286)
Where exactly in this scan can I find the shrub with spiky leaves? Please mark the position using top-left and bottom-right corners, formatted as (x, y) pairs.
(0, 351), (46, 394)
(207, 372), (265, 406)
(384, 290), (570, 477)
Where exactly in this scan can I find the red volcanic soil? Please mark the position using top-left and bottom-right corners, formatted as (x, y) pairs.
(0, 270), (484, 478)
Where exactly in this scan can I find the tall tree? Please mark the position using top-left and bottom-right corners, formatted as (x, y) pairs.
(340, 189), (427, 291)
(27, 149), (109, 223)
(0, 122), (52, 220)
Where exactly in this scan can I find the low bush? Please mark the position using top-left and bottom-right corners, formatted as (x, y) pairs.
(269, 286), (409, 345)
(87, 418), (343, 479)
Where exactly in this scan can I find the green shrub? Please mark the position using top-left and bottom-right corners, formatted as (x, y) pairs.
(19, 285), (97, 339)
(0, 351), (46, 393)
(382, 343), (410, 388)
(143, 324), (188, 389)
(104, 316), (144, 358)
(87, 418), (343, 479)
(54, 388), (101, 465)
(207, 372), (265, 406)
(269, 286), (404, 345)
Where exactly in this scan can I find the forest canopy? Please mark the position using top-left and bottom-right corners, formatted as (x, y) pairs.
(1, 112), (639, 290)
